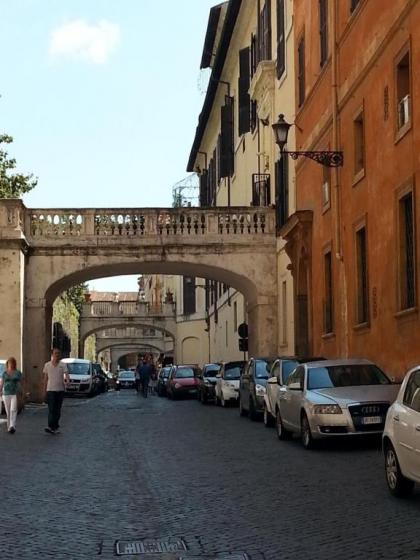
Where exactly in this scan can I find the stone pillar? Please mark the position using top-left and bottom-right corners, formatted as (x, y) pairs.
(24, 300), (51, 402)
(0, 200), (27, 372)
(247, 298), (278, 357)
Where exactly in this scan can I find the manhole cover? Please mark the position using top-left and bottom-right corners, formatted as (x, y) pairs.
(116, 538), (187, 555)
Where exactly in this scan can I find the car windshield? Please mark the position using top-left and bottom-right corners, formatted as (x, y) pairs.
(162, 368), (171, 378)
(176, 367), (196, 378)
(204, 364), (220, 377)
(224, 362), (244, 380)
(308, 364), (391, 390)
(255, 359), (275, 379)
(68, 363), (90, 375)
(282, 360), (299, 382)
(119, 371), (135, 379)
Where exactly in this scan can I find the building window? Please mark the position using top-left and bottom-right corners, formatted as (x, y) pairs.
(258, 1), (272, 64)
(275, 157), (289, 229)
(350, 0), (360, 13)
(319, 0), (328, 67)
(252, 173), (271, 206)
(396, 51), (411, 130)
(297, 36), (305, 107)
(238, 47), (251, 136)
(234, 301), (238, 332)
(183, 276), (196, 315)
(276, 0), (285, 79)
(282, 281), (288, 345)
(355, 226), (369, 324)
(398, 191), (415, 310)
(324, 250), (333, 334)
(220, 96), (234, 178)
(322, 164), (331, 209)
(353, 110), (365, 176)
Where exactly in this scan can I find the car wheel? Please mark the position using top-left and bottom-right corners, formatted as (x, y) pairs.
(264, 405), (275, 428)
(385, 443), (415, 498)
(301, 413), (316, 450)
(239, 397), (247, 417)
(276, 409), (290, 440)
(249, 398), (258, 421)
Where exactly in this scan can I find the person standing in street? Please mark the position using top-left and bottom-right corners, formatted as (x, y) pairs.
(135, 355), (143, 394)
(43, 348), (69, 434)
(139, 355), (153, 398)
(0, 357), (23, 434)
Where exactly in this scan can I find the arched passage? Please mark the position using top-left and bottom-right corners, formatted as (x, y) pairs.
(22, 233), (277, 400)
(80, 321), (176, 357)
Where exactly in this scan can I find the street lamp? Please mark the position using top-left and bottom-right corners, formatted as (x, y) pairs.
(272, 114), (343, 167)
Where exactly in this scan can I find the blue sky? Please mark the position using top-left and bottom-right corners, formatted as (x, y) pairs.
(0, 0), (215, 291)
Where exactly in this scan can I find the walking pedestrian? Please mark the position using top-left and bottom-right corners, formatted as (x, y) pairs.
(135, 356), (143, 394)
(0, 357), (22, 434)
(149, 359), (157, 395)
(43, 348), (69, 434)
(138, 355), (153, 398)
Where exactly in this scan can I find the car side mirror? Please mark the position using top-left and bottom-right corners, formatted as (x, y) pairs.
(288, 382), (302, 391)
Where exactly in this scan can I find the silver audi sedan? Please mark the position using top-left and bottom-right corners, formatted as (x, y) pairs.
(276, 359), (400, 449)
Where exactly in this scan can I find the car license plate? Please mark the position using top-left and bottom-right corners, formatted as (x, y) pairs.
(362, 416), (382, 425)
(189, 389), (196, 393)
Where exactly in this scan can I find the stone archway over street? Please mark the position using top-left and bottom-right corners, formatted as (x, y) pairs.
(0, 200), (277, 401)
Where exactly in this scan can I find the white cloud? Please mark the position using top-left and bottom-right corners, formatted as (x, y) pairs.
(49, 19), (120, 64)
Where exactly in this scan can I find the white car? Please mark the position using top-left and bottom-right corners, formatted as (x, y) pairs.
(215, 361), (244, 407)
(383, 366), (420, 497)
(264, 356), (326, 427)
(62, 358), (95, 397)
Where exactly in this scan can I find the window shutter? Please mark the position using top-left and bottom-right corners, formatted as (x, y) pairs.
(276, 0), (285, 79)
(199, 170), (208, 207)
(220, 96), (234, 178)
(238, 47), (251, 136)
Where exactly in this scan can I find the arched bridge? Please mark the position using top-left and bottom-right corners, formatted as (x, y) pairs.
(0, 200), (277, 401)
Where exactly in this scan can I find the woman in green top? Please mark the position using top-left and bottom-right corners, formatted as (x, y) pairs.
(0, 357), (22, 434)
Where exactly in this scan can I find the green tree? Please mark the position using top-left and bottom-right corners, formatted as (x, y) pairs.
(0, 134), (37, 198)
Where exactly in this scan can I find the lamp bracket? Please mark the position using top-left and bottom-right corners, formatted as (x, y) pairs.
(284, 150), (343, 167)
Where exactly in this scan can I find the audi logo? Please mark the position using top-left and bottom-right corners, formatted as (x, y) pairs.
(361, 405), (380, 414)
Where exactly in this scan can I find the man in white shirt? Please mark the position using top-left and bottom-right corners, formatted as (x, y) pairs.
(43, 348), (69, 434)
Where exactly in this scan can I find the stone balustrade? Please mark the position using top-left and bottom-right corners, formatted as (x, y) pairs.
(83, 301), (176, 318)
(25, 206), (275, 239)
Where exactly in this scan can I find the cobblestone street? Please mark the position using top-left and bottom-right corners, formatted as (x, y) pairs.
(1, 391), (420, 560)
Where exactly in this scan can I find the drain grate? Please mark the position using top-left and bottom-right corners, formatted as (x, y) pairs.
(116, 538), (187, 555)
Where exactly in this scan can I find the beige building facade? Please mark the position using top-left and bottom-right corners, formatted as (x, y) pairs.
(186, 0), (296, 363)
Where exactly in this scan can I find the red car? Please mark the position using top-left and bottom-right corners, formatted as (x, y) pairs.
(167, 365), (201, 399)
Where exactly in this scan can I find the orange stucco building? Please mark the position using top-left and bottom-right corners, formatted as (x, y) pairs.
(282, 0), (420, 380)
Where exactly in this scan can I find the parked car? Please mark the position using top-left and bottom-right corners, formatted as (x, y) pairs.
(197, 363), (221, 404)
(92, 363), (109, 394)
(63, 358), (95, 397)
(276, 359), (400, 449)
(264, 356), (325, 427)
(115, 370), (136, 390)
(0, 359), (25, 415)
(167, 365), (201, 399)
(215, 361), (245, 407)
(239, 357), (276, 420)
(383, 366), (420, 497)
(157, 366), (172, 397)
